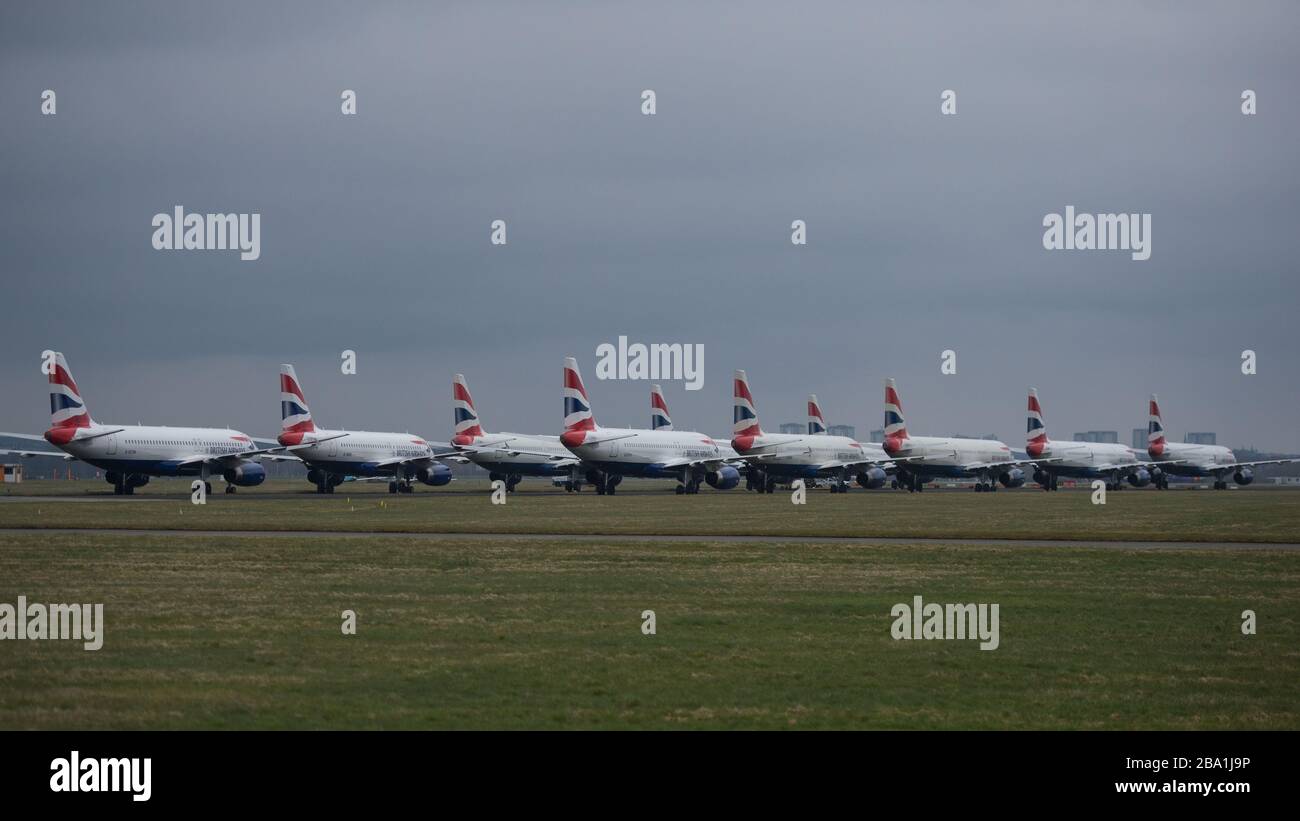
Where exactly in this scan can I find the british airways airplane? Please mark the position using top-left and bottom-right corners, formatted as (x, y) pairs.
(0, 352), (282, 495)
(558, 357), (742, 495)
(447, 373), (580, 492)
(276, 364), (452, 494)
(729, 370), (896, 493)
(881, 378), (1044, 492)
(1145, 394), (1292, 490)
(1025, 387), (1159, 491)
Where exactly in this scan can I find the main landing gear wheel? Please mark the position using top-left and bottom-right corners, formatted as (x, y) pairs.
(225, 485), (236, 494)
(204, 481), (212, 496)
(388, 481), (399, 494)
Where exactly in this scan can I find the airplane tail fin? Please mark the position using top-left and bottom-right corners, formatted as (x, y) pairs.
(732, 370), (762, 437)
(453, 374), (484, 441)
(807, 394), (827, 435)
(1026, 387), (1048, 456)
(1148, 393), (1166, 456)
(883, 378), (909, 453)
(651, 384), (673, 430)
(563, 357), (596, 432)
(279, 364), (315, 435)
(47, 352), (92, 429)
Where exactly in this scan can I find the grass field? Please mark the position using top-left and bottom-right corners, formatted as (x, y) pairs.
(2, 478), (1298, 543)
(0, 530), (1296, 729)
(2, 480), (1297, 729)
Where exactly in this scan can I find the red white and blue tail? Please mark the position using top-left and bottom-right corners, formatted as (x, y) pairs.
(1147, 393), (1166, 456)
(563, 357), (596, 432)
(279, 364), (315, 434)
(453, 374), (484, 439)
(807, 394), (827, 435)
(1026, 387), (1048, 457)
(732, 370), (762, 437)
(882, 378), (909, 453)
(47, 352), (91, 429)
(651, 384), (673, 430)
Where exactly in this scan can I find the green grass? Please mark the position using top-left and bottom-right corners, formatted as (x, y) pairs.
(2, 479), (1298, 543)
(0, 531), (1296, 729)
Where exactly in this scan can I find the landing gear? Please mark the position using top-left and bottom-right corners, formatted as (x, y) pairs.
(225, 484), (236, 494)
(389, 481), (399, 494)
(204, 481), (212, 496)
(1213, 480), (1228, 490)
(506, 474), (522, 493)
(389, 481), (414, 494)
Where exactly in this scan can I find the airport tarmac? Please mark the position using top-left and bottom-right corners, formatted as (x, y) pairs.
(1, 526), (1294, 550)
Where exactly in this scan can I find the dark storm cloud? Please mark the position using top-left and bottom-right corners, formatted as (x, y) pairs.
(1, 1), (1297, 448)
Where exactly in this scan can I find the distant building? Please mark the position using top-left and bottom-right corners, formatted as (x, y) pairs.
(2, 464), (22, 483)
(869, 429), (885, 443)
(1073, 431), (1119, 444)
(1185, 432), (1216, 445)
(778, 422), (803, 435)
(1132, 428), (1148, 450)
(827, 424), (855, 438)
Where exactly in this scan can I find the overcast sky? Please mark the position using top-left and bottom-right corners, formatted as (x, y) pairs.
(2, 1), (1297, 450)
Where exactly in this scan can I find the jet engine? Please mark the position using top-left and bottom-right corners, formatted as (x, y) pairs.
(1234, 467), (1254, 486)
(223, 463), (267, 487)
(999, 468), (1026, 488)
(855, 467), (888, 489)
(705, 465), (741, 490)
(1126, 468), (1151, 487)
(417, 464), (453, 486)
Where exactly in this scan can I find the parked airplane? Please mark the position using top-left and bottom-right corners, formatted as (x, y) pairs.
(1146, 394), (1292, 489)
(447, 373), (580, 491)
(880, 378), (1043, 492)
(276, 364), (452, 494)
(558, 357), (742, 495)
(0, 352), (283, 495)
(1025, 387), (1156, 491)
(729, 371), (895, 493)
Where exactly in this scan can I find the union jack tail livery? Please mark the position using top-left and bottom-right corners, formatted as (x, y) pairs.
(807, 394), (826, 435)
(47, 352), (92, 430)
(650, 384), (672, 430)
(1148, 393), (1166, 456)
(732, 370), (762, 437)
(563, 357), (596, 432)
(882, 378), (909, 453)
(1026, 387), (1048, 457)
(279, 364), (315, 434)
(453, 374), (484, 439)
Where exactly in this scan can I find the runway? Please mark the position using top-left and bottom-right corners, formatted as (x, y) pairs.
(1, 526), (1295, 550)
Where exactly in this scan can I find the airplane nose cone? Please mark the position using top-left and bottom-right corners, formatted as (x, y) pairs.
(44, 427), (76, 446)
(560, 430), (587, 448)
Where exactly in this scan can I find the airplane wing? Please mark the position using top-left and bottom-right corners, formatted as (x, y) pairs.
(963, 457), (1063, 471)
(0, 447), (75, 460)
(1224, 458), (1296, 469)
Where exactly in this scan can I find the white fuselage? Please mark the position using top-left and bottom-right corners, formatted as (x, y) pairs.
(887, 435), (1014, 478)
(54, 423), (257, 476)
(460, 432), (575, 477)
(734, 433), (884, 479)
(1153, 442), (1240, 475)
(290, 428), (437, 479)
(1035, 440), (1142, 477)
(563, 427), (737, 478)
